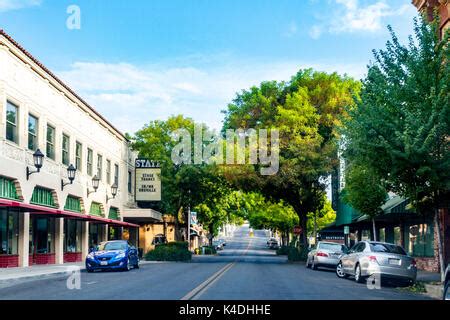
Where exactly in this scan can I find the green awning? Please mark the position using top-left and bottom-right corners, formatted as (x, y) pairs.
(64, 196), (82, 212)
(90, 202), (103, 216)
(31, 187), (56, 208)
(109, 207), (119, 220)
(0, 176), (20, 200)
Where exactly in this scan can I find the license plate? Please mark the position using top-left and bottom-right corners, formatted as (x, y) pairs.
(100, 261), (108, 266)
(388, 258), (400, 265)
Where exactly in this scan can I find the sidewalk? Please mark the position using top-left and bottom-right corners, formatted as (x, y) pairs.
(0, 260), (161, 288)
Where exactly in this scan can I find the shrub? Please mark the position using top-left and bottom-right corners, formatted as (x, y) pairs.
(276, 246), (289, 255)
(201, 246), (217, 255)
(287, 245), (308, 262)
(145, 242), (191, 261)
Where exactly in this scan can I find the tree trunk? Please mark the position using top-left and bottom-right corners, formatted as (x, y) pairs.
(372, 218), (377, 242)
(313, 214), (317, 244)
(434, 208), (445, 282)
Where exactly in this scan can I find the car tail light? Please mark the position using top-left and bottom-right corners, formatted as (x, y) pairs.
(317, 252), (328, 257)
(411, 259), (417, 267)
(368, 255), (378, 263)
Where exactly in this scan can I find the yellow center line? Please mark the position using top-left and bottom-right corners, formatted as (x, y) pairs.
(180, 262), (235, 300)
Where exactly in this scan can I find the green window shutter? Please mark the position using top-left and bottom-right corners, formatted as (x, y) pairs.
(109, 207), (119, 220)
(0, 177), (19, 200)
(90, 202), (103, 216)
(64, 196), (81, 212)
(31, 187), (56, 207)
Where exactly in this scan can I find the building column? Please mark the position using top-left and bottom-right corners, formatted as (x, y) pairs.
(55, 218), (64, 264)
(81, 221), (89, 259)
(102, 224), (108, 242)
(18, 212), (30, 267)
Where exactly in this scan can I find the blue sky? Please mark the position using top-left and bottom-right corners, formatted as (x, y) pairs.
(0, 0), (418, 134)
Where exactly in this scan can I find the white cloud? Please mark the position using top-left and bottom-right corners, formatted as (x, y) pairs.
(0, 0), (41, 12)
(57, 57), (366, 134)
(310, 0), (415, 38)
(282, 21), (298, 38)
(309, 25), (322, 39)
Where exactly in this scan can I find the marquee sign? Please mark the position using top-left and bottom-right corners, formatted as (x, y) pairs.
(135, 159), (161, 202)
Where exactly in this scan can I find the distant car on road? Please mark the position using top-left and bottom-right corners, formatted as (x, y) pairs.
(306, 241), (348, 270)
(212, 240), (224, 251)
(85, 240), (139, 272)
(267, 237), (279, 249)
(218, 238), (226, 246)
(444, 264), (450, 300)
(336, 241), (417, 285)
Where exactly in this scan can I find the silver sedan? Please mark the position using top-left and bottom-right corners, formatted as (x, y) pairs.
(306, 241), (348, 270)
(336, 241), (417, 285)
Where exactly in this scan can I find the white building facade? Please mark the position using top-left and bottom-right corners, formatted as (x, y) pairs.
(0, 30), (160, 268)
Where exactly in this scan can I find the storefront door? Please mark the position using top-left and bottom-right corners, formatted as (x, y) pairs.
(29, 216), (55, 264)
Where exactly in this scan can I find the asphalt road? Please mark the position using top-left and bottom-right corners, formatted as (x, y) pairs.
(0, 224), (431, 300)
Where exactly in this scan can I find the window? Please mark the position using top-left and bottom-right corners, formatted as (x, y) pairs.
(114, 164), (119, 185)
(369, 243), (406, 255)
(379, 228), (386, 242)
(404, 223), (434, 257)
(28, 114), (38, 150)
(0, 208), (19, 255)
(97, 154), (103, 180)
(106, 160), (111, 184)
(75, 142), (82, 171)
(46, 125), (55, 160)
(62, 134), (70, 166)
(394, 226), (401, 246)
(128, 171), (132, 193)
(64, 220), (82, 253)
(6, 101), (18, 143)
(87, 148), (93, 176)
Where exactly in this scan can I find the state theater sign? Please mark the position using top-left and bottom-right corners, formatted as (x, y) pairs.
(135, 159), (161, 202)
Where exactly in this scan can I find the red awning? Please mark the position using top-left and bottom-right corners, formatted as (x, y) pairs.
(0, 199), (139, 228)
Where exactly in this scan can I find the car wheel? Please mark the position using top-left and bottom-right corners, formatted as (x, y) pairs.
(355, 264), (364, 283)
(124, 258), (131, 271)
(135, 259), (140, 269)
(444, 281), (450, 301)
(336, 262), (347, 278)
(312, 258), (318, 270)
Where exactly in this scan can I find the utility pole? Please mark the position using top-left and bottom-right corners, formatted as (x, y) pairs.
(187, 189), (191, 251)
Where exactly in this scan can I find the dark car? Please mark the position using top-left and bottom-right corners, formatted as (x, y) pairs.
(85, 240), (139, 272)
(444, 264), (450, 300)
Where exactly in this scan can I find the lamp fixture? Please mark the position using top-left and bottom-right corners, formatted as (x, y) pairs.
(26, 149), (44, 180)
(61, 164), (76, 191)
(87, 175), (100, 196)
(106, 183), (118, 202)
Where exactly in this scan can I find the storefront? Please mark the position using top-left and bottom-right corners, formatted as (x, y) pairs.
(0, 208), (19, 267)
(64, 219), (83, 262)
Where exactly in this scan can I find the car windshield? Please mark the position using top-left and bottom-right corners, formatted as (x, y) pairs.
(319, 243), (345, 252)
(369, 243), (406, 255)
(98, 241), (127, 251)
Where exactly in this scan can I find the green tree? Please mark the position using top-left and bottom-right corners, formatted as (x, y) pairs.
(343, 17), (449, 279)
(307, 196), (336, 240)
(222, 69), (360, 245)
(342, 163), (388, 241)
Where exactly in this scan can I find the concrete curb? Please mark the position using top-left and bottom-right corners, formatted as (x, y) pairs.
(423, 283), (443, 300)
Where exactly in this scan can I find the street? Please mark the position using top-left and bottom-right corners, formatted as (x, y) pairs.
(0, 224), (431, 300)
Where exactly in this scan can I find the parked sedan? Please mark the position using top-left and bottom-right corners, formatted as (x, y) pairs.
(444, 264), (450, 300)
(86, 240), (139, 272)
(212, 240), (224, 251)
(336, 241), (417, 285)
(267, 238), (279, 249)
(306, 241), (348, 270)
